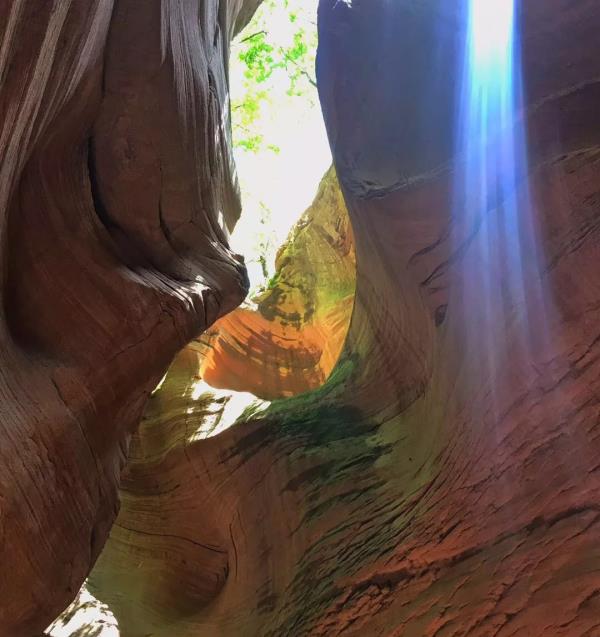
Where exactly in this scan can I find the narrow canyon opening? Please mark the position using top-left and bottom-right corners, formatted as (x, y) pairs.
(45, 2), (356, 635)
(2, 1), (600, 636)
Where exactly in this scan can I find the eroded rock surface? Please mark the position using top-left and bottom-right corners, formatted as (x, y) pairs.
(10, 0), (600, 635)
(74, 2), (600, 636)
(198, 166), (354, 399)
(52, 165), (353, 636)
(0, 1), (258, 634)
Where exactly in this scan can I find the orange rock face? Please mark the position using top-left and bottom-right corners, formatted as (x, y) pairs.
(198, 167), (355, 400)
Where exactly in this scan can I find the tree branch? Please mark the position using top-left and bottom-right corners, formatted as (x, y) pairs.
(281, 51), (317, 88)
(240, 30), (267, 43)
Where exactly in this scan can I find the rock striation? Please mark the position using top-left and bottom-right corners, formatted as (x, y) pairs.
(57, 165), (354, 636)
(0, 0), (258, 634)
(198, 166), (354, 400)
(7, 0), (600, 635)
(78, 1), (600, 635)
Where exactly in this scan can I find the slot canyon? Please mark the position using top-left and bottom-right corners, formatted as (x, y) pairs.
(1, 1), (600, 636)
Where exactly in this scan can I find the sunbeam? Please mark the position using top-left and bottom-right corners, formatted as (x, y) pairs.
(453, 0), (553, 412)
(469, 0), (515, 64)
(455, 0), (543, 377)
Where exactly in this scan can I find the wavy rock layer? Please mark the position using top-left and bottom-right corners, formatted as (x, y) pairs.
(0, 1), (258, 634)
(75, 1), (600, 635)
(32, 0), (600, 635)
(57, 165), (355, 636)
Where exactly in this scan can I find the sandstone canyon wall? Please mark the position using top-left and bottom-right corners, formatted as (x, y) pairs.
(0, 0), (259, 634)
(4, 0), (600, 636)
(197, 166), (354, 401)
(53, 2), (600, 636)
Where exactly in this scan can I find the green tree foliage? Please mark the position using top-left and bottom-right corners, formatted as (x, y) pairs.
(231, 0), (318, 154)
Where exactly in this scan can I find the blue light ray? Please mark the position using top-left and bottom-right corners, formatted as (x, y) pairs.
(453, 0), (553, 410)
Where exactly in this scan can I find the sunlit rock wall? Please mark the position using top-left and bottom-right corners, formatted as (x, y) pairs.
(0, 1), (259, 634)
(35, 0), (600, 635)
(76, 1), (600, 636)
(198, 166), (355, 399)
(61, 165), (355, 636)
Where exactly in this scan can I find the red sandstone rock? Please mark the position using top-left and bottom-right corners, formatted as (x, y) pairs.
(80, 2), (600, 635)
(7, 0), (600, 636)
(0, 1), (258, 634)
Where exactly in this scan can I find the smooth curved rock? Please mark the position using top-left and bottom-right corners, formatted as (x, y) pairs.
(0, 1), (258, 633)
(75, 2), (600, 635)
(12, 0), (600, 635)
(67, 165), (354, 636)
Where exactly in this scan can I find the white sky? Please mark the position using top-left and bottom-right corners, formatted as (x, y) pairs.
(229, 0), (332, 291)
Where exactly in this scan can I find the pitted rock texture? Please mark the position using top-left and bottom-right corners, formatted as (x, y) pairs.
(0, 0), (258, 634)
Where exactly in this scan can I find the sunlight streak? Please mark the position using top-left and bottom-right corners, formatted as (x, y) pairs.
(453, 0), (552, 407)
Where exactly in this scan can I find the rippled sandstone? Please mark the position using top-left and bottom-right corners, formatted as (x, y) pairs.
(5, 0), (600, 636)
(0, 1), (257, 634)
